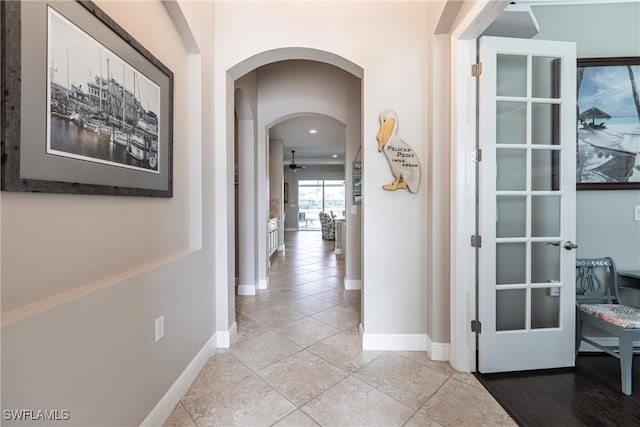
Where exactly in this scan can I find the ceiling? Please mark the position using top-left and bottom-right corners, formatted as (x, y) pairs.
(267, 0), (616, 169)
(270, 115), (346, 168)
(484, 0), (628, 38)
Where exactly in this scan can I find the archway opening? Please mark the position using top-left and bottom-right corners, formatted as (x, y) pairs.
(228, 49), (363, 340)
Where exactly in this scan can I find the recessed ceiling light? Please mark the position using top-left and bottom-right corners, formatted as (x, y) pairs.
(332, 154), (338, 158)
(309, 129), (317, 134)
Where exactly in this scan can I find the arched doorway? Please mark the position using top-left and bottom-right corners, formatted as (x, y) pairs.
(219, 49), (364, 342)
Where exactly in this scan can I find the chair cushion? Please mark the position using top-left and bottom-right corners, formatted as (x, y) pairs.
(579, 304), (640, 328)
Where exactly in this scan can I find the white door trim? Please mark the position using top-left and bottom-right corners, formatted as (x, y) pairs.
(449, 0), (509, 373)
(448, 38), (478, 373)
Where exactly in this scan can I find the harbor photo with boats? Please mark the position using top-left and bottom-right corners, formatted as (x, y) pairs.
(577, 61), (640, 184)
(47, 7), (160, 174)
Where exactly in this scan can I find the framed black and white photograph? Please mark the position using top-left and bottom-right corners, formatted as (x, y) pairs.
(577, 57), (640, 190)
(1, 1), (173, 196)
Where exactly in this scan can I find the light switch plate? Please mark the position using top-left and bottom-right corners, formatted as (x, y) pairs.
(635, 206), (640, 222)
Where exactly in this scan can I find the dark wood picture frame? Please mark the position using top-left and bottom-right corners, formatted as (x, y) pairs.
(576, 57), (640, 190)
(1, 0), (173, 197)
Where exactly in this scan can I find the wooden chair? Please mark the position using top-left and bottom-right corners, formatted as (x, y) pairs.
(575, 257), (640, 395)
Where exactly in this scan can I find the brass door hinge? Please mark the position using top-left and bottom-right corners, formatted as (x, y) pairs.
(471, 320), (482, 334)
(472, 63), (483, 77)
(472, 149), (482, 162)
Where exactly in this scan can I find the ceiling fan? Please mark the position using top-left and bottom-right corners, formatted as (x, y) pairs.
(289, 150), (306, 173)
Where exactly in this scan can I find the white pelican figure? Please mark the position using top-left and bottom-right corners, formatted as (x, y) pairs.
(376, 109), (421, 193)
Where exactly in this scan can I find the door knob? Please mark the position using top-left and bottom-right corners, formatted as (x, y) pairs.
(563, 241), (578, 250)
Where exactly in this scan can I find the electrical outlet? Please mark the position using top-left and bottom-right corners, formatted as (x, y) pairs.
(635, 206), (640, 222)
(155, 315), (165, 343)
(351, 206), (357, 215)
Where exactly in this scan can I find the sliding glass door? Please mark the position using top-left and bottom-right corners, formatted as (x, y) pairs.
(298, 180), (345, 230)
(298, 180), (322, 230)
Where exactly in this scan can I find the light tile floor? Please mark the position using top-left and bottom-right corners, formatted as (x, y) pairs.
(165, 231), (516, 427)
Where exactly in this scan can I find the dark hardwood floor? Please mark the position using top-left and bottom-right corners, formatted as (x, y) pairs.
(476, 354), (640, 427)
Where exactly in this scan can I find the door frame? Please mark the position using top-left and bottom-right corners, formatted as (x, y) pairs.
(449, 0), (510, 373)
(449, 0), (580, 373)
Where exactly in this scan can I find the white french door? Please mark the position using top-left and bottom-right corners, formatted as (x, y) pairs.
(478, 36), (577, 372)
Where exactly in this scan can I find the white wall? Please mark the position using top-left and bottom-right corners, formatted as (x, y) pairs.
(533, 2), (640, 271)
(344, 72), (363, 286)
(235, 73), (260, 294)
(258, 61), (351, 125)
(1, 3), (447, 423)
(425, 0), (457, 345)
(1, 1), (218, 425)
(214, 1), (431, 341)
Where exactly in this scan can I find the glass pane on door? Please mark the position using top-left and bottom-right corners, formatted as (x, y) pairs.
(532, 150), (560, 191)
(532, 196), (560, 237)
(497, 196), (526, 238)
(497, 54), (527, 97)
(532, 103), (560, 145)
(531, 242), (560, 283)
(532, 56), (561, 99)
(497, 149), (527, 191)
(497, 102), (526, 144)
(496, 243), (526, 285)
(496, 289), (526, 331)
(531, 287), (560, 329)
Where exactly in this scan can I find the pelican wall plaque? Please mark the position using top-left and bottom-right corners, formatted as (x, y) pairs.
(376, 109), (421, 193)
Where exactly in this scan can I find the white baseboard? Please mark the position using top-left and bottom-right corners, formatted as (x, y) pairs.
(237, 284), (255, 295)
(277, 244), (285, 252)
(141, 333), (216, 426)
(426, 335), (450, 361)
(362, 331), (428, 351)
(344, 279), (362, 290)
(257, 278), (268, 290)
(216, 322), (238, 348)
(359, 328), (450, 360)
